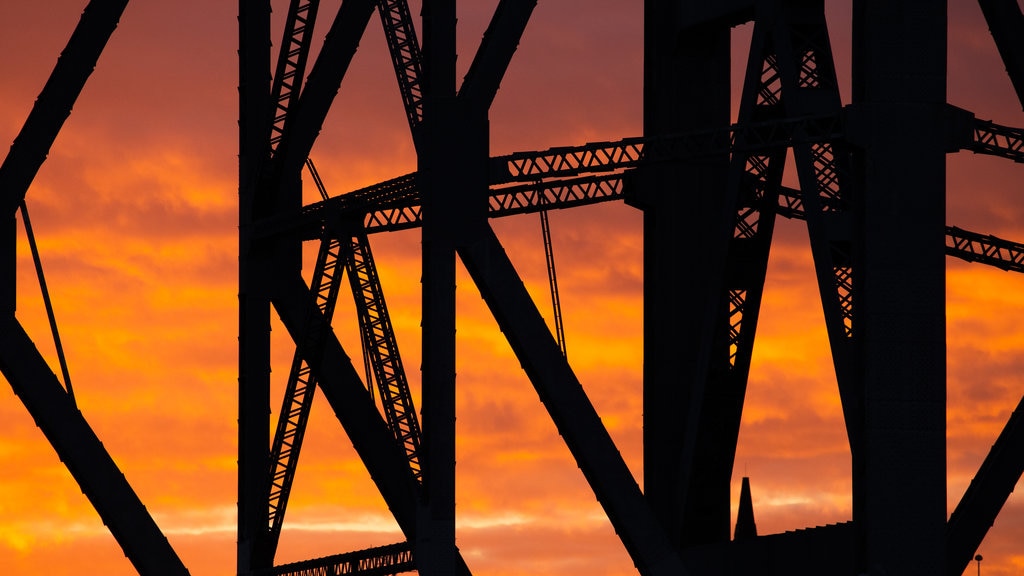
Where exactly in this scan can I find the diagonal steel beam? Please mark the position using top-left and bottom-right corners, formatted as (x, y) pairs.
(0, 0), (129, 316)
(946, 395), (1024, 576)
(0, 0), (129, 215)
(978, 0), (1024, 111)
(273, 0), (376, 180)
(457, 0), (537, 109)
(457, 225), (686, 576)
(0, 318), (188, 576)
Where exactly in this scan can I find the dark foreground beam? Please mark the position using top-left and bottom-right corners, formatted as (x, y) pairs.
(457, 226), (685, 576)
(274, 0), (377, 178)
(978, 0), (1024, 110)
(0, 0), (129, 215)
(0, 318), (188, 576)
(947, 395), (1024, 576)
(458, 0), (537, 109)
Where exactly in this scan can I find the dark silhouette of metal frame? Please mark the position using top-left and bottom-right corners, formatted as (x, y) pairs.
(2, 1), (1024, 575)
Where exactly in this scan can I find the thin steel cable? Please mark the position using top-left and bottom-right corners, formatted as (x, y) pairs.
(19, 201), (75, 405)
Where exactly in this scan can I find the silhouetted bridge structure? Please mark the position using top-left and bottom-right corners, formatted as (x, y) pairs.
(2, 1), (1024, 575)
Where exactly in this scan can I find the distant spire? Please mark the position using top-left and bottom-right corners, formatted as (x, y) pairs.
(734, 476), (757, 540)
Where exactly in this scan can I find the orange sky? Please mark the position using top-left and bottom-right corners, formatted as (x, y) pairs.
(1, 1), (1023, 575)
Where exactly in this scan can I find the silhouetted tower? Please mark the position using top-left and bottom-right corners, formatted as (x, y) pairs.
(734, 477), (757, 540)
(4, 1), (1024, 576)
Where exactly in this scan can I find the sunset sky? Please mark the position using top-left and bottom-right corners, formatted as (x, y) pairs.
(1, 1), (1023, 575)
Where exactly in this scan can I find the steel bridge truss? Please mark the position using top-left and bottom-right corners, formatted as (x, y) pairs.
(3, 1), (1024, 576)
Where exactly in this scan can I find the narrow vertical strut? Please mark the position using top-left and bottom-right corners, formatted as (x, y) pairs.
(238, 0), (273, 569)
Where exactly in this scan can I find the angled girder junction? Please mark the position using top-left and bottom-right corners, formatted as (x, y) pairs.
(255, 541), (414, 576)
(0, 0), (133, 317)
(0, 0), (130, 216)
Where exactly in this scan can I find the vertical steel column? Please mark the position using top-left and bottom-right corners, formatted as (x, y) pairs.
(2, 213), (13, 316)
(237, 1), (272, 573)
(851, 2), (947, 574)
(639, 0), (732, 549)
(418, 1), (459, 573)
